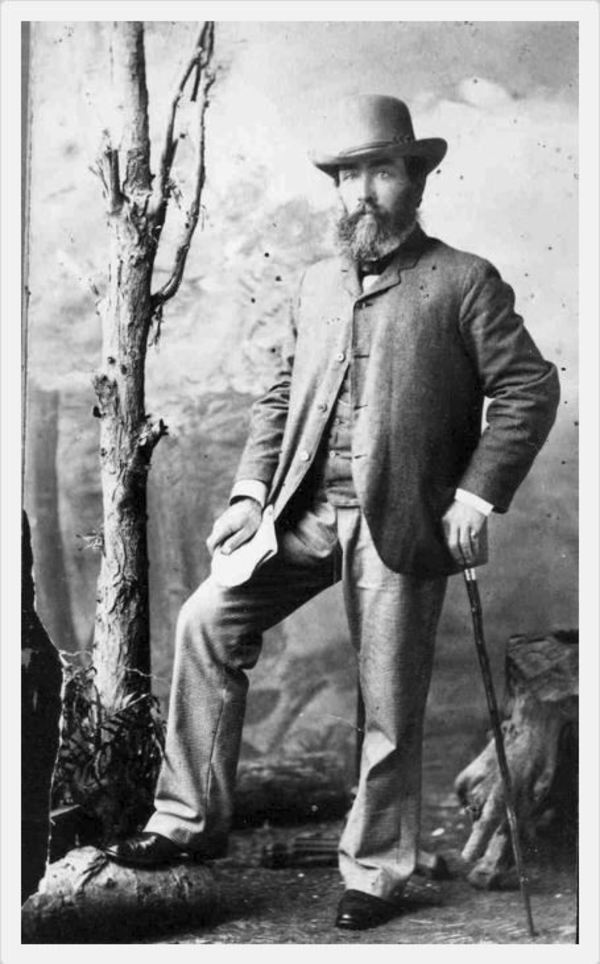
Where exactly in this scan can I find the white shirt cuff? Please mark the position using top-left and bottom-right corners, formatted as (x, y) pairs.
(455, 488), (494, 516)
(230, 479), (268, 508)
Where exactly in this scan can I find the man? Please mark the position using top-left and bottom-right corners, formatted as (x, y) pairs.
(106, 95), (560, 930)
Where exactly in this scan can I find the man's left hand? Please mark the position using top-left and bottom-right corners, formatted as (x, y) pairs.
(441, 500), (487, 568)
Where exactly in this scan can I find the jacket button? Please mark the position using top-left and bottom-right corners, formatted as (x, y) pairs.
(335, 351), (346, 362)
(317, 402), (327, 412)
(299, 450), (310, 462)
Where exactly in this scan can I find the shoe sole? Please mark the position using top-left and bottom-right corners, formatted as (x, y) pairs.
(335, 917), (394, 931)
(101, 846), (228, 867)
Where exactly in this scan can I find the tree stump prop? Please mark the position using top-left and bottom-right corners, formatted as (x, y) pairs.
(21, 846), (220, 943)
(454, 630), (578, 889)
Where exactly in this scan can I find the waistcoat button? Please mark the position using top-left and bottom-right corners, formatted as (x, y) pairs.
(299, 450), (310, 462)
(335, 351), (345, 362)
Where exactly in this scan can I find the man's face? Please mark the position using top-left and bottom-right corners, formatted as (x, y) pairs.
(335, 156), (423, 262)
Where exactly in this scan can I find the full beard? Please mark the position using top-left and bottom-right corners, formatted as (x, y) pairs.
(336, 196), (421, 263)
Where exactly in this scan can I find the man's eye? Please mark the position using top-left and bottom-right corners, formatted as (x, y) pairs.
(340, 170), (357, 181)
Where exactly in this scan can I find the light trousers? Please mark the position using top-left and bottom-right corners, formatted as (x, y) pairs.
(146, 500), (447, 899)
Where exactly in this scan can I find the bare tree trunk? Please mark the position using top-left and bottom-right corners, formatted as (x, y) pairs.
(91, 22), (214, 711)
(92, 22), (155, 709)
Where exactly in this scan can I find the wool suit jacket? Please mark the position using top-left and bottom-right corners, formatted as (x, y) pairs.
(234, 226), (560, 576)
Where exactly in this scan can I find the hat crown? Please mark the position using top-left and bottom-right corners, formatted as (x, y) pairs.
(317, 94), (416, 160)
(346, 94), (415, 148)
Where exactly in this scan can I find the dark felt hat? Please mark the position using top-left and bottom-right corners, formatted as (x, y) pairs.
(310, 94), (447, 177)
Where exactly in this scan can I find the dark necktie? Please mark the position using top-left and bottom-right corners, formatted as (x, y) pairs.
(358, 248), (397, 279)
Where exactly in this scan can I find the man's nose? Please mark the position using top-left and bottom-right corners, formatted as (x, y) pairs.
(356, 172), (375, 202)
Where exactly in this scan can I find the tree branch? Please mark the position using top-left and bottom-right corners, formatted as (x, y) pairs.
(149, 22), (215, 249)
(92, 142), (125, 215)
(138, 416), (169, 457)
(151, 55), (215, 308)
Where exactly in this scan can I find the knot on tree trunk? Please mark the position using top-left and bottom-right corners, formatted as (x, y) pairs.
(92, 373), (119, 413)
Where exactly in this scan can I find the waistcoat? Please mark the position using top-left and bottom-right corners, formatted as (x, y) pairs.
(312, 275), (377, 505)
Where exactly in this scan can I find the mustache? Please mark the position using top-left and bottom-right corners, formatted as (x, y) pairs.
(344, 201), (386, 223)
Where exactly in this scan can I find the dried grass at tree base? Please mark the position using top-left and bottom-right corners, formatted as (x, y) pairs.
(51, 655), (165, 841)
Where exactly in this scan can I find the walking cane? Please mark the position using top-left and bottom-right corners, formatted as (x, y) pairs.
(461, 562), (537, 938)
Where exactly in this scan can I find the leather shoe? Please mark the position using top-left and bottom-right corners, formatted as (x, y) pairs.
(335, 889), (402, 931)
(102, 831), (201, 868)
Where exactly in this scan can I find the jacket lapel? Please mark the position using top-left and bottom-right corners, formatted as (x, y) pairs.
(339, 257), (362, 301)
(364, 224), (430, 297)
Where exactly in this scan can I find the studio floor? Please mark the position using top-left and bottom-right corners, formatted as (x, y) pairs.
(139, 729), (577, 945)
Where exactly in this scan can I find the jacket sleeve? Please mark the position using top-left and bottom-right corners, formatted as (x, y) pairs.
(233, 279), (300, 489)
(457, 259), (561, 512)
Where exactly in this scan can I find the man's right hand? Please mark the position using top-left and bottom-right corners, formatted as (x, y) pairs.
(206, 498), (263, 557)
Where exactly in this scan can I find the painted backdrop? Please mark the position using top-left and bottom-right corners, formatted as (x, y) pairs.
(25, 21), (577, 777)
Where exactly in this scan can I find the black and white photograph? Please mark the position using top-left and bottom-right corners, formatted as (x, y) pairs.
(2, 1), (598, 955)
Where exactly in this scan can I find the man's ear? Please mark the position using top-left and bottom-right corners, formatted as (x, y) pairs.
(414, 172), (427, 207)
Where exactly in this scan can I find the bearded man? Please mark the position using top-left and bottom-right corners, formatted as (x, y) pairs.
(106, 95), (560, 931)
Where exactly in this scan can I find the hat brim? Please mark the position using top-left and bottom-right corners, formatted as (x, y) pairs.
(311, 137), (447, 177)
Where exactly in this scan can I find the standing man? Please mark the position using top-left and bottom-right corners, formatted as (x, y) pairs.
(106, 95), (560, 931)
